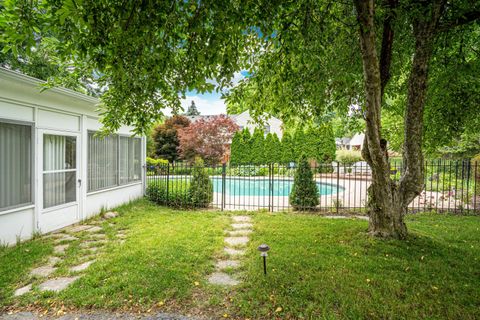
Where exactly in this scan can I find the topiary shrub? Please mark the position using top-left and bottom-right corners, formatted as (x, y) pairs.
(189, 158), (213, 207)
(290, 155), (319, 211)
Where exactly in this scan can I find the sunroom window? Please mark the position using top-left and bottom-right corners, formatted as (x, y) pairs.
(88, 132), (141, 192)
(0, 121), (33, 211)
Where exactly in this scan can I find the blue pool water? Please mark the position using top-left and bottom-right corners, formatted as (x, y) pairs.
(210, 177), (341, 196)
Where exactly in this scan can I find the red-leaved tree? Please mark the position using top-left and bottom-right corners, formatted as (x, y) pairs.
(178, 115), (239, 164)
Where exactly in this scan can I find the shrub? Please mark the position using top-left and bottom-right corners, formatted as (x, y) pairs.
(335, 150), (363, 165)
(472, 154), (480, 195)
(230, 165), (268, 176)
(189, 158), (213, 207)
(146, 180), (191, 207)
(289, 155), (319, 211)
(146, 157), (169, 166)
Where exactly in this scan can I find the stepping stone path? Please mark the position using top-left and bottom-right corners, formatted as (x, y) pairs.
(14, 284), (32, 297)
(30, 266), (56, 278)
(53, 244), (69, 254)
(70, 260), (95, 272)
(13, 223), (107, 297)
(39, 277), (80, 292)
(207, 215), (252, 286)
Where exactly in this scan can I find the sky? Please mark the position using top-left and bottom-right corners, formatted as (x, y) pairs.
(173, 71), (249, 116)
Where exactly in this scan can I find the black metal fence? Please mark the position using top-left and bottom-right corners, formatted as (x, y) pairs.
(146, 160), (480, 214)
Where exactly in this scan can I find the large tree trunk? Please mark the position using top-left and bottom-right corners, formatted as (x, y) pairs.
(354, 0), (444, 239)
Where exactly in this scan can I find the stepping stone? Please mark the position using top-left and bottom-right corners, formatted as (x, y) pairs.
(224, 247), (245, 256)
(54, 244), (69, 254)
(47, 256), (62, 266)
(39, 276), (80, 292)
(67, 225), (93, 233)
(14, 284), (32, 297)
(227, 229), (253, 236)
(30, 266), (56, 277)
(207, 272), (239, 286)
(89, 233), (106, 239)
(54, 235), (78, 243)
(70, 260), (95, 272)
(85, 247), (99, 253)
(85, 226), (102, 233)
(79, 240), (106, 248)
(216, 260), (240, 269)
(232, 216), (251, 222)
(225, 236), (249, 246)
(103, 211), (118, 219)
(231, 223), (253, 230)
(117, 233), (127, 239)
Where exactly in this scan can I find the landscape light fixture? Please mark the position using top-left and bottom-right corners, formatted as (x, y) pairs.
(257, 244), (270, 275)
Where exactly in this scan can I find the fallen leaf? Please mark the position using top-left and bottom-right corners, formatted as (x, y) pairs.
(275, 307), (283, 313)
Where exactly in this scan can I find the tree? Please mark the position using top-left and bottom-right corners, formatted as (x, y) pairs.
(189, 157), (213, 207)
(264, 133), (274, 164)
(241, 128), (253, 164)
(185, 101), (200, 116)
(271, 133), (282, 164)
(230, 130), (243, 165)
(290, 155), (319, 211)
(250, 128), (266, 164)
(178, 115), (239, 164)
(4, 1), (479, 238)
(151, 116), (190, 163)
(281, 132), (295, 164)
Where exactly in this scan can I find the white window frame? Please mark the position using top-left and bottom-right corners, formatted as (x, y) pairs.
(0, 118), (35, 213)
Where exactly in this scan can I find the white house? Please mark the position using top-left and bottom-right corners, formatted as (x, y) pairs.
(230, 110), (283, 138)
(0, 68), (146, 245)
(349, 133), (365, 150)
(186, 111), (284, 138)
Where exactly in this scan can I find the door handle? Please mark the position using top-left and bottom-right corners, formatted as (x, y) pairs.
(78, 179), (82, 187)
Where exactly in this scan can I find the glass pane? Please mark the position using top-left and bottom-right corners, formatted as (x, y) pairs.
(0, 122), (32, 210)
(119, 136), (129, 185)
(43, 171), (76, 208)
(43, 135), (76, 171)
(87, 133), (118, 192)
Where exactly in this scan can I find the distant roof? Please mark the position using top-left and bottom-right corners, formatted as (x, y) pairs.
(184, 115), (219, 122)
(350, 133), (365, 146)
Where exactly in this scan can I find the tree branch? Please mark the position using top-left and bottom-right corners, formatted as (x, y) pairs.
(437, 9), (480, 32)
(379, 0), (398, 96)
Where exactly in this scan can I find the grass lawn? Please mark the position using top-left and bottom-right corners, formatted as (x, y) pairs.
(1, 200), (479, 319)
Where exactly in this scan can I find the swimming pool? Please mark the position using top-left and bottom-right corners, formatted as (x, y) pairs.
(210, 177), (342, 196)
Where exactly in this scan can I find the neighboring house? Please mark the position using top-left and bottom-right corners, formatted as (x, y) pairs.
(335, 137), (352, 150)
(230, 110), (283, 139)
(349, 133), (365, 150)
(186, 110), (283, 138)
(336, 133), (365, 151)
(0, 68), (146, 245)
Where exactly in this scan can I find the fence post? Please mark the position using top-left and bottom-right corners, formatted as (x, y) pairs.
(269, 163), (273, 212)
(166, 163), (170, 205)
(221, 163), (226, 211)
(336, 162), (340, 214)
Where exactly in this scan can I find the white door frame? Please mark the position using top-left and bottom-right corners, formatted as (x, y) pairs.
(37, 129), (82, 233)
